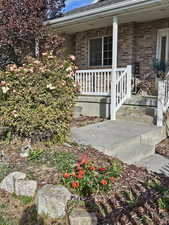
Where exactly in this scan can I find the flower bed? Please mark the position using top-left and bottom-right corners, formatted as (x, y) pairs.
(62, 154), (122, 196)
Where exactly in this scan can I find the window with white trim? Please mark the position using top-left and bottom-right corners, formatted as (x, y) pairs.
(89, 36), (112, 66)
(157, 29), (169, 65)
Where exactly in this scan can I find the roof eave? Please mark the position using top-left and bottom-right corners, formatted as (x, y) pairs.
(44, 0), (162, 27)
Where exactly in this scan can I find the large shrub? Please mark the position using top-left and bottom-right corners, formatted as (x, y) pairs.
(0, 52), (78, 143)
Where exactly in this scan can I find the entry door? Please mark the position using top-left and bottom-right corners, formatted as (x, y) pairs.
(157, 29), (169, 66)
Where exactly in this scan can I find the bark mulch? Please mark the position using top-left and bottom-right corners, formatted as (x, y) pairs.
(70, 116), (104, 128)
(1, 141), (169, 225)
(156, 138), (169, 158)
(0, 117), (169, 225)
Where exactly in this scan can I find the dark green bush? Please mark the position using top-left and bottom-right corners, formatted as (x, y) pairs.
(0, 52), (78, 143)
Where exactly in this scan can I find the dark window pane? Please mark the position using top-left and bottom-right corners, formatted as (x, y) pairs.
(161, 36), (167, 63)
(89, 38), (102, 66)
(103, 36), (112, 66)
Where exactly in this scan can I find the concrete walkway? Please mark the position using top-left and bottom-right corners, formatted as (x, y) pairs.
(136, 154), (169, 177)
(71, 120), (166, 164)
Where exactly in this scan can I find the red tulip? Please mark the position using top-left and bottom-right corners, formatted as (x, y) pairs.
(109, 177), (116, 183)
(63, 173), (70, 179)
(99, 168), (106, 172)
(71, 181), (79, 188)
(88, 166), (95, 171)
(100, 179), (107, 185)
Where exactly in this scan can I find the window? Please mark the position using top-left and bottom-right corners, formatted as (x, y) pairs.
(157, 29), (169, 65)
(89, 36), (112, 66)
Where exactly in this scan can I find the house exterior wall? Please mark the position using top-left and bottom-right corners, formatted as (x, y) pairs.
(75, 18), (169, 78)
(62, 33), (76, 56)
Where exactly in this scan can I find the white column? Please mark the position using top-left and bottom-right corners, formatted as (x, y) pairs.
(157, 80), (165, 127)
(127, 65), (132, 98)
(111, 16), (118, 120)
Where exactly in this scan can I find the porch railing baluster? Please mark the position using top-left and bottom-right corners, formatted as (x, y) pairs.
(75, 66), (132, 119)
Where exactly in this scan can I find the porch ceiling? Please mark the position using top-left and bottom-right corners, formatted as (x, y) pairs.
(48, 2), (169, 34)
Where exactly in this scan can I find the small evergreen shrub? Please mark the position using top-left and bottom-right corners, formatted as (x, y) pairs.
(0, 52), (78, 143)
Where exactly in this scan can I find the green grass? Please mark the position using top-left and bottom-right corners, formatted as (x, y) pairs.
(28, 148), (77, 173)
(52, 151), (77, 173)
(0, 164), (11, 182)
(0, 215), (14, 225)
(19, 196), (33, 205)
(28, 149), (44, 162)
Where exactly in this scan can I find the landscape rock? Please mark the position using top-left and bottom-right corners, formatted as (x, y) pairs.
(20, 144), (32, 158)
(0, 172), (26, 193)
(15, 179), (37, 197)
(36, 184), (72, 219)
(63, 142), (72, 148)
(69, 208), (97, 225)
(0, 150), (9, 163)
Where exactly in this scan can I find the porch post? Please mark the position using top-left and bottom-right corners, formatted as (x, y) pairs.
(111, 16), (118, 120)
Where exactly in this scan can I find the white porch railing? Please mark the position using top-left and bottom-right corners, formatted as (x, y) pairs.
(114, 66), (132, 112)
(157, 75), (169, 127)
(75, 69), (112, 96)
(75, 66), (132, 120)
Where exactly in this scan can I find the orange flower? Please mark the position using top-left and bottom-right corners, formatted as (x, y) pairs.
(76, 170), (84, 179)
(78, 170), (84, 176)
(76, 174), (83, 179)
(100, 179), (107, 185)
(71, 181), (79, 188)
(109, 177), (116, 183)
(99, 168), (106, 172)
(76, 154), (88, 169)
(63, 173), (70, 179)
(88, 166), (95, 171)
(71, 172), (76, 176)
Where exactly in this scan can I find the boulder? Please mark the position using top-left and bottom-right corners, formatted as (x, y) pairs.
(20, 144), (32, 158)
(36, 184), (71, 219)
(69, 208), (97, 225)
(0, 172), (26, 193)
(15, 179), (37, 197)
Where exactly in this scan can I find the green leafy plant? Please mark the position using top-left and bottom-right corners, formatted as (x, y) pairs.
(0, 165), (11, 182)
(140, 215), (153, 224)
(123, 189), (139, 207)
(147, 179), (168, 193)
(147, 179), (169, 211)
(28, 149), (44, 162)
(157, 190), (169, 210)
(0, 52), (78, 143)
(53, 151), (77, 173)
(0, 215), (14, 225)
(62, 154), (123, 196)
(19, 196), (33, 205)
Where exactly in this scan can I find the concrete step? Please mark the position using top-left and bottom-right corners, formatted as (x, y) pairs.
(140, 126), (166, 145)
(136, 154), (169, 176)
(117, 105), (155, 124)
(71, 120), (167, 164)
(124, 95), (157, 107)
(113, 144), (155, 164)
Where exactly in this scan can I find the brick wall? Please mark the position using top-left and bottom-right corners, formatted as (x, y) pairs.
(74, 18), (169, 78)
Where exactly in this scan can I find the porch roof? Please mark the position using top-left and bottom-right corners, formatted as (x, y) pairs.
(45, 0), (169, 33)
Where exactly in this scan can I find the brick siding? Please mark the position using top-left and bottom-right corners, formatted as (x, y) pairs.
(74, 18), (169, 78)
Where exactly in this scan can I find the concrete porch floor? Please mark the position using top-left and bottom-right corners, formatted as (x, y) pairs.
(71, 120), (166, 164)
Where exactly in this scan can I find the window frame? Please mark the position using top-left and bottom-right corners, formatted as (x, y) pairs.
(156, 28), (169, 65)
(88, 35), (112, 67)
